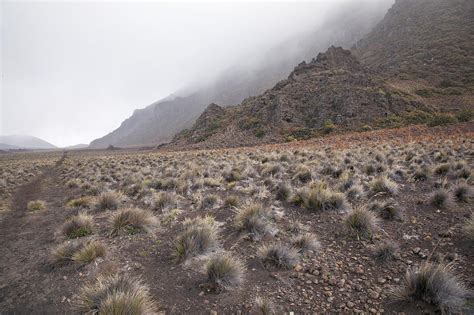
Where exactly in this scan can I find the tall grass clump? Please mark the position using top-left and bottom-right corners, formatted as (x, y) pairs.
(206, 252), (245, 290)
(74, 274), (157, 314)
(257, 243), (299, 270)
(62, 213), (94, 239)
(175, 216), (219, 261)
(344, 207), (379, 239)
(109, 208), (157, 236)
(391, 262), (470, 313)
(234, 203), (273, 239)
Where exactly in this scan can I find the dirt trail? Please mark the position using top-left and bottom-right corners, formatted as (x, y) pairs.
(0, 156), (80, 314)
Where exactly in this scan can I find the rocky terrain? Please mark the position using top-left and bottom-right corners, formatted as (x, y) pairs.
(171, 46), (428, 149)
(170, 0), (474, 150)
(0, 123), (473, 314)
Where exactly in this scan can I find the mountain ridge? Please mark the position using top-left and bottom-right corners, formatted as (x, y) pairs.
(89, 3), (391, 148)
(0, 135), (57, 150)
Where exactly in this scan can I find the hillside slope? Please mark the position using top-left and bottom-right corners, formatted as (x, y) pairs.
(353, 0), (474, 109)
(173, 0), (473, 149)
(0, 135), (57, 150)
(89, 4), (391, 148)
(172, 47), (426, 149)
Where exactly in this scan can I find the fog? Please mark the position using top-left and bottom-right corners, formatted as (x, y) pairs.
(1, 0), (393, 147)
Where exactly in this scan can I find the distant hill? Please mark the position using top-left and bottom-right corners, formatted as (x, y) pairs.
(0, 143), (20, 150)
(0, 135), (57, 150)
(171, 47), (426, 149)
(89, 3), (392, 148)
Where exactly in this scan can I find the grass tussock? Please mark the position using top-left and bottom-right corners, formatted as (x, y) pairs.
(224, 196), (240, 208)
(234, 203), (273, 239)
(369, 175), (398, 197)
(368, 200), (402, 221)
(51, 241), (84, 263)
(68, 197), (91, 209)
(258, 243), (299, 270)
(291, 233), (321, 254)
(391, 262), (470, 313)
(62, 213), (94, 239)
(206, 252), (245, 290)
(175, 216), (218, 261)
(430, 189), (452, 208)
(344, 207), (379, 239)
(301, 184), (347, 212)
(150, 192), (175, 211)
(75, 274), (157, 314)
(275, 182), (291, 201)
(453, 183), (472, 203)
(72, 240), (107, 264)
(373, 241), (399, 262)
(27, 200), (46, 211)
(96, 191), (121, 211)
(52, 240), (106, 264)
(254, 296), (275, 315)
(110, 208), (157, 236)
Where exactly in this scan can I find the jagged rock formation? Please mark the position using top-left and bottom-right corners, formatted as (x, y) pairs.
(89, 4), (391, 148)
(172, 47), (425, 149)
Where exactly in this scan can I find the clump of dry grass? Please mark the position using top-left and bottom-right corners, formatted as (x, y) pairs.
(52, 240), (106, 265)
(62, 213), (94, 239)
(295, 167), (312, 183)
(302, 184), (347, 212)
(150, 192), (175, 211)
(434, 163), (451, 176)
(51, 241), (84, 263)
(391, 262), (470, 313)
(72, 240), (106, 264)
(430, 189), (452, 208)
(67, 197), (91, 209)
(369, 175), (398, 197)
(373, 241), (399, 262)
(290, 233), (321, 254)
(96, 191), (121, 211)
(254, 296), (275, 315)
(224, 196), (240, 208)
(206, 252), (245, 290)
(234, 203), (273, 239)
(74, 274), (157, 314)
(175, 216), (218, 261)
(413, 167), (430, 182)
(258, 243), (299, 270)
(344, 207), (379, 239)
(275, 182), (291, 201)
(201, 194), (219, 209)
(453, 183), (472, 203)
(27, 200), (46, 211)
(109, 208), (157, 236)
(368, 200), (402, 221)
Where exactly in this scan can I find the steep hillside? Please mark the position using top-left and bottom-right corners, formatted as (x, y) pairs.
(353, 0), (474, 109)
(172, 47), (426, 149)
(0, 135), (57, 150)
(89, 4), (391, 148)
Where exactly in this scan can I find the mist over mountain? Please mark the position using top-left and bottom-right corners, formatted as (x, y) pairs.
(89, 1), (393, 148)
(0, 135), (57, 150)
(170, 0), (474, 149)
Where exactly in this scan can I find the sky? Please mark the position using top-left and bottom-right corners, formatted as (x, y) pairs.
(1, 0), (391, 147)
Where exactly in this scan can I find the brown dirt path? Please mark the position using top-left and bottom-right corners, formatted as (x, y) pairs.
(0, 156), (80, 314)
